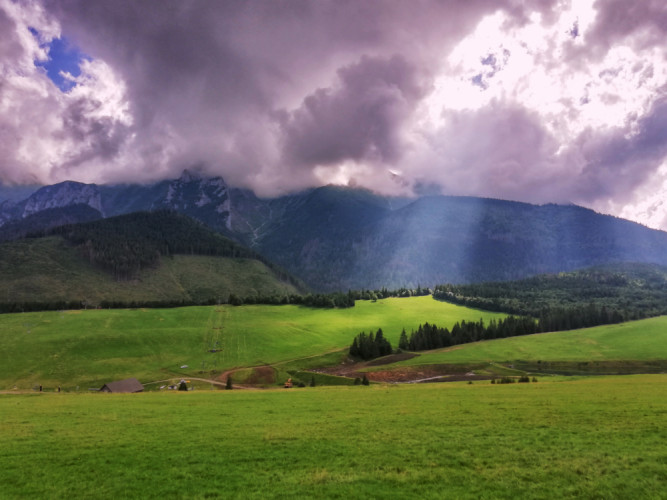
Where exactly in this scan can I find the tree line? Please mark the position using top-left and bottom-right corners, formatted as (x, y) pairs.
(350, 303), (626, 361)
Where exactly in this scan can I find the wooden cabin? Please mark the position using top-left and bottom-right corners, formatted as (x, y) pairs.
(99, 378), (144, 393)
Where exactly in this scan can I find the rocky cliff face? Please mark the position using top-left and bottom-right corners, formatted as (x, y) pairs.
(22, 182), (103, 218)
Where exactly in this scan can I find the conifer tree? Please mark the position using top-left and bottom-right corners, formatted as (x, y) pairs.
(398, 328), (409, 350)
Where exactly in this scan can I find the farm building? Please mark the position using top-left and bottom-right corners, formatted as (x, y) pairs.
(99, 378), (144, 393)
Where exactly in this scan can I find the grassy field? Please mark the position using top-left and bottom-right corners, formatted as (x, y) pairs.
(387, 316), (667, 369)
(1, 375), (666, 499)
(0, 236), (300, 305)
(0, 296), (505, 389)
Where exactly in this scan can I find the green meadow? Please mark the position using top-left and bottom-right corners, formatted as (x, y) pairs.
(1, 376), (666, 499)
(388, 316), (667, 367)
(0, 296), (506, 389)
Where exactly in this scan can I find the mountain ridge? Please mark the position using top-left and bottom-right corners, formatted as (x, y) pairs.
(1, 172), (667, 291)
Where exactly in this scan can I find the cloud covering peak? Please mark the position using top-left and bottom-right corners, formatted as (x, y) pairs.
(1, 0), (666, 229)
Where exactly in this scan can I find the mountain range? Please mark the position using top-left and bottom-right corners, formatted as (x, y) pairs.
(2, 170), (667, 292)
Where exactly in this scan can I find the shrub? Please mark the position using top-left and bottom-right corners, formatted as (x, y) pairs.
(498, 377), (515, 384)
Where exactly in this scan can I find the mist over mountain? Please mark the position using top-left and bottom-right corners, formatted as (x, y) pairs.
(2, 171), (667, 292)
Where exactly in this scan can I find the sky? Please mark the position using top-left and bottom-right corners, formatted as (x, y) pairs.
(1, 0), (666, 230)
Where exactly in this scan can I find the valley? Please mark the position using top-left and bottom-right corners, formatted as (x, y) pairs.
(2, 174), (667, 500)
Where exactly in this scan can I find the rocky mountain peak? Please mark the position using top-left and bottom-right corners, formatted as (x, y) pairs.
(23, 181), (102, 218)
(178, 169), (202, 183)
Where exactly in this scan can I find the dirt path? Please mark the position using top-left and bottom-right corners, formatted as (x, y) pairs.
(144, 377), (228, 388)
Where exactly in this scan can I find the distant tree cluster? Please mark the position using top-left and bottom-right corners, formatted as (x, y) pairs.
(433, 264), (667, 321)
(349, 329), (393, 360)
(0, 300), (88, 314)
(395, 304), (628, 354)
(537, 305), (624, 332)
(492, 376), (536, 384)
(398, 316), (538, 351)
(228, 291), (355, 308)
(348, 286), (431, 302)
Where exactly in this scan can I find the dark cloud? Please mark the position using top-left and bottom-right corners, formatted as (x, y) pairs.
(279, 55), (428, 168)
(589, 0), (667, 52)
(40, 0), (560, 190)
(1, 0), (666, 228)
(0, 7), (21, 62)
(420, 101), (559, 201)
(574, 98), (667, 202)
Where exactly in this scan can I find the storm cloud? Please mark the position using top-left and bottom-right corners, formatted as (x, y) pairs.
(1, 0), (666, 228)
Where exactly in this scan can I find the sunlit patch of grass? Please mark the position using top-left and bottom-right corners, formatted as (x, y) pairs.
(0, 297), (506, 389)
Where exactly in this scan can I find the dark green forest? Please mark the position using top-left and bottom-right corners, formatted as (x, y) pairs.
(46, 210), (302, 289)
(433, 263), (667, 321)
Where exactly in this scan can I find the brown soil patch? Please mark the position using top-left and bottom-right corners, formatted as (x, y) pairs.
(366, 352), (418, 366)
(367, 366), (489, 383)
(245, 366), (276, 385)
(321, 356), (491, 383)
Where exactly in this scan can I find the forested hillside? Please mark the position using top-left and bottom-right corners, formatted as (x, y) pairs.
(434, 263), (667, 321)
(49, 210), (298, 285)
(0, 211), (305, 309)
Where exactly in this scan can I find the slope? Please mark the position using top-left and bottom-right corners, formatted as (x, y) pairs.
(0, 296), (506, 389)
(385, 316), (667, 371)
(0, 211), (303, 308)
(0, 237), (301, 308)
(254, 192), (667, 291)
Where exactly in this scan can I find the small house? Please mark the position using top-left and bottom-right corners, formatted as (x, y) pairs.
(99, 378), (144, 393)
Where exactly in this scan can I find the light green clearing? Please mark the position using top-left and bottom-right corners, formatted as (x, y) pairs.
(0, 296), (505, 389)
(1, 375), (666, 499)
(393, 315), (667, 367)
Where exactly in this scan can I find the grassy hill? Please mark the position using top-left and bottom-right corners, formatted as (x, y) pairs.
(371, 316), (667, 376)
(0, 236), (301, 307)
(0, 296), (506, 389)
(2, 294), (667, 389)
